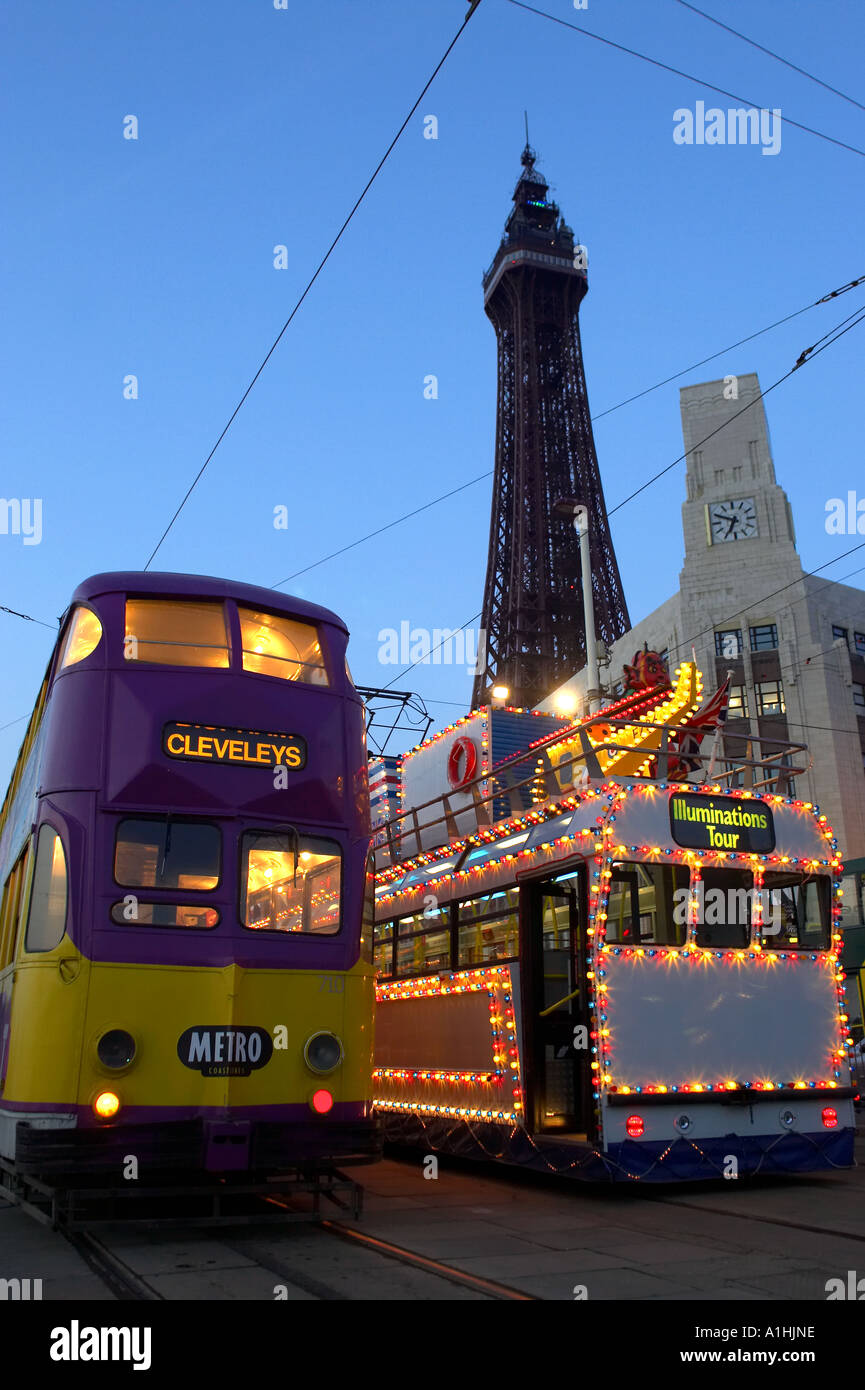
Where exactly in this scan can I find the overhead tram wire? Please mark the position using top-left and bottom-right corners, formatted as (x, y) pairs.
(272, 273), (864, 589)
(672, 0), (865, 113)
(608, 301), (865, 517)
(140, 0), (485, 572)
(503, 0), (865, 160)
(0, 604), (57, 631)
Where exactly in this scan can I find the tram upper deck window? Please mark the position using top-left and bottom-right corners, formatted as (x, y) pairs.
(458, 886), (520, 966)
(695, 867), (753, 948)
(124, 599), (230, 668)
(58, 606), (103, 668)
(239, 608), (329, 685)
(114, 818), (220, 891)
(761, 871), (830, 949)
(241, 832), (341, 934)
(606, 862), (688, 946)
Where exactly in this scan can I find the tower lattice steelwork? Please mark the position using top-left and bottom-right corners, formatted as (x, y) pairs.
(472, 146), (630, 710)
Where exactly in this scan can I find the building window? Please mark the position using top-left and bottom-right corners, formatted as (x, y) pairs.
(727, 684), (749, 719)
(755, 680), (785, 717)
(833, 625), (849, 647)
(854, 683), (865, 709)
(749, 624), (778, 652)
(715, 629), (743, 659)
(854, 632), (865, 655)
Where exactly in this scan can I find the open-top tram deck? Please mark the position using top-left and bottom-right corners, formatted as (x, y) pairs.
(371, 664), (857, 1182)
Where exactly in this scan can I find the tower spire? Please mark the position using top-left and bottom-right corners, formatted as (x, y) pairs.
(472, 147), (631, 709)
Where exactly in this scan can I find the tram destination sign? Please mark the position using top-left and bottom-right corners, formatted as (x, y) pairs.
(163, 721), (306, 770)
(669, 792), (775, 852)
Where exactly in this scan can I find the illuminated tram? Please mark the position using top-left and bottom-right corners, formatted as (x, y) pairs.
(0, 572), (378, 1207)
(371, 663), (856, 1182)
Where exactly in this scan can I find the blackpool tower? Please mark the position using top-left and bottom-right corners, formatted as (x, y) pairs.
(471, 145), (630, 710)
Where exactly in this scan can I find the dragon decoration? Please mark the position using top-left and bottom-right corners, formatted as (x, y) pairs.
(623, 644), (730, 780)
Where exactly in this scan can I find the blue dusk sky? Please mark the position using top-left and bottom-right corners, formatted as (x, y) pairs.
(1, 0), (864, 783)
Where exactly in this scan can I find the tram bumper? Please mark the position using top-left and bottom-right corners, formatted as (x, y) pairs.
(604, 1126), (856, 1182)
(13, 1112), (381, 1177)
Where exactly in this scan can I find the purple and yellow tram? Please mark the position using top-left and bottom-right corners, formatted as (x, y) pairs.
(0, 572), (378, 1190)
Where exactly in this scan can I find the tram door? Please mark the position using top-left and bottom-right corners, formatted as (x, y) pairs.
(523, 872), (589, 1134)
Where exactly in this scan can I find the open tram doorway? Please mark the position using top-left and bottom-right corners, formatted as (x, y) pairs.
(520, 868), (593, 1138)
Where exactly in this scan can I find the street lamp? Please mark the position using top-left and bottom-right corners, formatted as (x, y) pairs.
(553, 497), (602, 714)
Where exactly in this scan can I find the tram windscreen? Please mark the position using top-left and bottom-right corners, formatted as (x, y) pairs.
(606, 863), (688, 945)
(114, 818), (220, 890)
(240, 831), (341, 934)
(694, 867), (752, 947)
(761, 871), (830, 949)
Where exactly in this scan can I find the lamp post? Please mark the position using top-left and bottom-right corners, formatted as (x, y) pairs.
(554, 498), (602, 714)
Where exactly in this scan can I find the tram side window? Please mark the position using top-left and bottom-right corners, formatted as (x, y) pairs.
(695, 868), (753, 948)
(374, 920), (394, 978)
(25, 826), (68, 953)
(239, 608), (329, 686)
(0, 843), (31, 967)
(395, 910), (451, 978)
(124, 599), (230, 668)
(360, 852), (376, 963)
(761, 871), (830, 949)
(606, 863), (688, 946)
(115, 819), (220, 891)
(457, 887), (520, 966)
(240, 832), (341, 934)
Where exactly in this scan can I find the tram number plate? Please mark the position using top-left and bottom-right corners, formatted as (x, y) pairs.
(318, 975), (345, 993)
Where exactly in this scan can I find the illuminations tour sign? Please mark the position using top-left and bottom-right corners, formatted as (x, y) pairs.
(669, 792), (775, 852)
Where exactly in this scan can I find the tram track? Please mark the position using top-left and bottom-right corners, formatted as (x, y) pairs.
(62, 1211), (535, 1302)
(655, 1194), (865, 1245)
(63, 1230), (164, 1302)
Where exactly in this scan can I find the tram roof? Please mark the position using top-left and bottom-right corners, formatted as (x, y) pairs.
(70, 572), (348, 634)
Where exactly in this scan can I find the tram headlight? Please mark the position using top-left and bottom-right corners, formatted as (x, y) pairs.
(674, 1113), (692, 1133)
(303, 1031), (343, 1075)
(97, 1029), (137, 1070)
(779, 1109), (797, 1129)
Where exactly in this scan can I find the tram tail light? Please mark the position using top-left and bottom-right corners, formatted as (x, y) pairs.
(625, 1114), (644, 1138)
(821, 1107), (839, 1129)
(311, 1089), (334, 1115)
(93, 1091), (121, 1120)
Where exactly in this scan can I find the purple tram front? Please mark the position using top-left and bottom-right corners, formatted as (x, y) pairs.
(0, 571), (379, 1181)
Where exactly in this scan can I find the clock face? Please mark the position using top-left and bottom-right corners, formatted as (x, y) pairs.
(708, 498), (758, 544)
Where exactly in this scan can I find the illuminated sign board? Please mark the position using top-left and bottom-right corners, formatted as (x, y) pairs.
(162, 722), (306, 770)
(669, 792), (775, 853)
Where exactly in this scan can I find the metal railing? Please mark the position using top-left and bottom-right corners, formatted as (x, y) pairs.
(374, 716), (809, 867)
